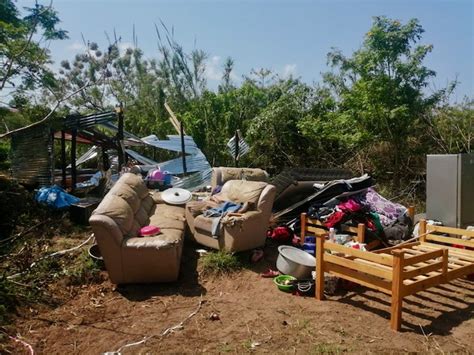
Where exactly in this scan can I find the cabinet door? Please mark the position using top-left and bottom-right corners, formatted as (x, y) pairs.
(459, 154), (474, 228)
(427, 155), (458, 227)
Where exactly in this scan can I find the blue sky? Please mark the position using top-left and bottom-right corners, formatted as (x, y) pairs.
(20, 0), (474, 101)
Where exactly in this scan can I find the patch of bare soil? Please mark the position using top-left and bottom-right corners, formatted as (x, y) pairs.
(6, 238), (474, 354)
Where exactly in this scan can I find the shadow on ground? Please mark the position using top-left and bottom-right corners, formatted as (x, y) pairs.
(336, 278), (474, 335)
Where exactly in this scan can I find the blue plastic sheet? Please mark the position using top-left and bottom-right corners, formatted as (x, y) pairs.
(36, 185), (80, 209)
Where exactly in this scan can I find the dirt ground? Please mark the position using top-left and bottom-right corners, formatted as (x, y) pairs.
(6, 234), (473, 355)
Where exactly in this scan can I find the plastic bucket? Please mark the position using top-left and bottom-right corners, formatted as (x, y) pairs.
(88, 244), (105, 269)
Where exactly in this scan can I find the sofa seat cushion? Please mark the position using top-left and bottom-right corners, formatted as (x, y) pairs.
(150, 214), (186, 231)
(148, 203), (186, 231)
(124, 228), (183, 250)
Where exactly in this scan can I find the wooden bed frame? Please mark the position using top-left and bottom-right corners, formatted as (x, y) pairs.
(314, 219), (474, 331)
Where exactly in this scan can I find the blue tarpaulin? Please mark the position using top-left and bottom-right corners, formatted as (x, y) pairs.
(36, 185), (80, 209)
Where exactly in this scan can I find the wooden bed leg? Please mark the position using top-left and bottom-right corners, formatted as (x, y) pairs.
(315, 234), (325, 300)
(419, 219), (427, 242)
(442, 248), (448, 283)
(407, 206), (415, 221)
(391, 250), (405, 331)
(300, 213), (307, 246)
(357, 223), (365, 243)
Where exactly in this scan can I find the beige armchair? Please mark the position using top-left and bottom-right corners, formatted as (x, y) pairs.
(186, 180), (276, 252)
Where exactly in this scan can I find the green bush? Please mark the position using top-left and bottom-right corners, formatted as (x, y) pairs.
(64, 250), (102, 285)
(0, 141), (10, 170)
(200, 250), (242, 275)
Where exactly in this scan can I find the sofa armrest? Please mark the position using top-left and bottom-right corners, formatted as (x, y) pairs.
(89, 214), (123, 246)
(223, 210), (260, 222)
(89, 214), (125, 283)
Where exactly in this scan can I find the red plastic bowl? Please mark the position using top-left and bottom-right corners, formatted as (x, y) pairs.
(139, 225), (161, 237)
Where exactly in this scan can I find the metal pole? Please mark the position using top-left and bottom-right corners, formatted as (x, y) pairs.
(180, 121), (187, 176)
(234, 130), (239, 167)
(61, 130), (66, 187)
(71, 128), (77, 192)
(116, 103), (125, 171)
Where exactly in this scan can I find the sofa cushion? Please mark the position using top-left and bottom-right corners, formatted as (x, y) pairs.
(93, 194), (139, 237)
(142, 195), (154, 214)
(111, 184), (141, 213)
(120, 173), (149, 199)
(152, 204), (186, 221)
(135, 206), (150, 226)
(150, 214), (186, 231)
(221, 180), (267, 205)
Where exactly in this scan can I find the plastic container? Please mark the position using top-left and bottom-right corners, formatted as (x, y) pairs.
(163, 171), (172, 185)
(88, 244), (105, 269)
(139, 225), (161, 237)
(148, 169), (164, 181)
(304, 236), (316, 244)
(335, 234), (351, 245)
(303, 242), (316, 256)
(276, 245), (316, 279)
(273, 275), (296, 292)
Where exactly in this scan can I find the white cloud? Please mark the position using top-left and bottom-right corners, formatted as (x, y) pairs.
(67, 41), (86, 52)
(118, 42), (134, 52)
(282, 63), (297, 78)
(205, 55), (238, 82)
(205, 55), (222, 81)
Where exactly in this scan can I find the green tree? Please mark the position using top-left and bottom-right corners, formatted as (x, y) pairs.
(323, 16), (453, 186)
(0, 0), (67, 96)
(246, 78), (312, 171)
(427, 98), (473, 154)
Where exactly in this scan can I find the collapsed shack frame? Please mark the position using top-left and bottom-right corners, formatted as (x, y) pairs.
(2, 107), (128, 191)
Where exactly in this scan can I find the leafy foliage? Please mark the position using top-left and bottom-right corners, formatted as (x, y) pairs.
(316, 16), (456, 184)
(0, 0), (67, 95)
(2, 13), (471, 192)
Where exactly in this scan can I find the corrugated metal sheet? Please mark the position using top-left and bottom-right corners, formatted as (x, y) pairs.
(227, 135), (250, 157)
(139, 134), (211, 175)
(153, 151), (210, 174)
(99, 121), (145, 146)
(172, 168), (212, 190)
(125, 149), (158, 166)
(62, 111), (117, 130)
(10, 124), (53, 186)
(141, 134), (200, 155)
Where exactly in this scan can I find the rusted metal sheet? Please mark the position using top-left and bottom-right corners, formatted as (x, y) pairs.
(10, 124), (53, 186)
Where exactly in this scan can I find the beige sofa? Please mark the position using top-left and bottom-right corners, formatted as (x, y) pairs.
(186, 180), (276, 252)
(89, 173), (186, 284)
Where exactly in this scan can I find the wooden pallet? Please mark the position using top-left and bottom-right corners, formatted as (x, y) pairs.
(315, 219), (474, 331)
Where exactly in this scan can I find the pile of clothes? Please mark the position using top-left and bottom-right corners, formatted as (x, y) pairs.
(308, 187), (412, 243)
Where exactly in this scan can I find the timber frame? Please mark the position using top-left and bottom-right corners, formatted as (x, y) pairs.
(315, 219), (474, 331)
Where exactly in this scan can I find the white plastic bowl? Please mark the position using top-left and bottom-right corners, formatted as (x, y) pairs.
(276, 245), (316, 279)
